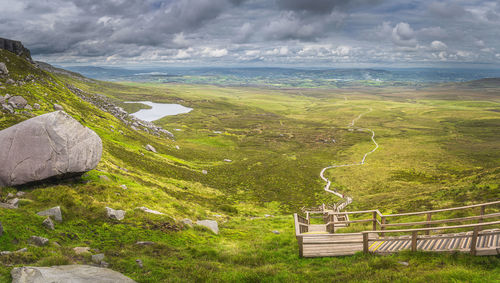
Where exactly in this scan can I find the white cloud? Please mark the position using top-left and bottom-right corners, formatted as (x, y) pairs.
(430, 40), (447, 50)
(201, 47), (228, 57)
(391, 22), (417, 47)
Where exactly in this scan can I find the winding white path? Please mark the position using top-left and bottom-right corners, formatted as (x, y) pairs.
(320, 108), (379, 211)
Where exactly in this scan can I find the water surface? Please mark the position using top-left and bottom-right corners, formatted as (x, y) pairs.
(125, 101), (192, 121)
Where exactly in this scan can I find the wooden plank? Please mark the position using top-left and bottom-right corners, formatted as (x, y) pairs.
(364, 220), (500, 234)
(382, 212), (500, 228)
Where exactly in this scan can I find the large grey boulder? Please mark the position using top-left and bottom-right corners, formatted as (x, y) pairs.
(11, 265), (136, 283)
(196, 220), (219, 234)
(106, 207), (125, 220)
(0, 62), (7, 75)
(0, 111), (102, 187)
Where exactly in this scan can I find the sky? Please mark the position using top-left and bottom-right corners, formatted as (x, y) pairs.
(1, 0), (499, 67)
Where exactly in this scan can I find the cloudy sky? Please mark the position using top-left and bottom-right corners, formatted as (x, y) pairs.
(1, 0), (499, 67)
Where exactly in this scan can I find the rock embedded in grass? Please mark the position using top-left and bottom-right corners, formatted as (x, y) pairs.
(11, 265), (137, 283)
(145, 144), (157, 153)
(106, 207), (126, 220)
(91, 253), (105, 263)
(53, 103), (63, 111)
(0, 111), (102, 187)
(73, 247), (91, 254)
(196, 220), (219, 234)
(0, 62), (8, 75)
(30, 236), (49, 246)
(8, 96), (28, 109)
(42, 217), (55, 230)
(37, 206), (62, 222)
(136, 241), (155, 246)
(137, 206), (164, 215)
(99, 175), (111, 182)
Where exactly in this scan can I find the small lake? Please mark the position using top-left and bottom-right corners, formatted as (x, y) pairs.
(125, 101), (192, 122)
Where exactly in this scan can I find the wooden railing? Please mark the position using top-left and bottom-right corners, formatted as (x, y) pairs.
(324, 201), (500, 236)
(361, 220), (500, 255)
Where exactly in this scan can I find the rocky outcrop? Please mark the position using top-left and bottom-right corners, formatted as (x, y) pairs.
(37, 206), (62, 222)
(11, 265), (136, 283)
(0, 111), (102, 187)
(0, 37), (32, 61)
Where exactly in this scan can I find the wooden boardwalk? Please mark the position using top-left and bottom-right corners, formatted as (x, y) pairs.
(295, 201), (500, 257)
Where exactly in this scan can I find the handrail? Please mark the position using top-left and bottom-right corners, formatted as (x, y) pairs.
(362, 220), (500, 234)
(384, 201), (500, 217)
(381, 212), (500, 227)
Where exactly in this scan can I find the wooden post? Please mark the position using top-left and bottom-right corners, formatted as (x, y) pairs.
(372, 211), (377, 231)
(381, 217), (386, 237)
(411, 231), (418, 252)
(425, 213), (432, 235)
(479, 205), (485, 223)
(297, 236), (304, 258)
(470, 227), (479, 256)
(363, 233), (369, 253)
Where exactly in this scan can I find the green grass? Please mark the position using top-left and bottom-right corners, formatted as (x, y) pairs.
(0, 49), (499, 282)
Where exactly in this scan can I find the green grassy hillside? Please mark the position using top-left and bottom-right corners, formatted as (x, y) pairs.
(0, 50), (499, 282)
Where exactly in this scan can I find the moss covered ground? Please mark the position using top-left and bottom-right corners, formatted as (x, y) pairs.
(0, 49), (499, 282)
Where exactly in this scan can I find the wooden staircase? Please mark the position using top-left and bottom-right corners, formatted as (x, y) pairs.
(294, 201), (500, 257)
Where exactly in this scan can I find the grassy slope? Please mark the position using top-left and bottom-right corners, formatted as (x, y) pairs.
(0, 50), (499, 282)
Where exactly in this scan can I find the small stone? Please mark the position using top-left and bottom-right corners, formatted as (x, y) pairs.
(16, 248), (27, 253)
(100, 261), (109, 268)
(145, 144), (157, 153)
(37, 206), (62, 222)
(224, 159), (232, 162)
(73, 247), (90, 254)
(42, 217), (55, 230)
(135, 241), (155, 246)
(181, 219), (193, 226)
(30, 236), (49, 246)
(15, 191), (25, 197)
(202, 170), (208, 175)
(398, 261), (409, 266)
(175, 145), (180, 150)
(106, 207), (125, 221)
(2, 103), (14, 113)
(7, 198), (19, 208)
(120, 184), (127, 190)
(6, 193), (14, 198)
(272, 230), (280, 235)
(136, 259), (143, 268)
(24, 104), (33, 111)
(196, 220), (219, 234)
(264, 214), (273, 218)
(6, 79), (14, 84)
(53, 103), (64, 111)
(99, 175), (111, 182)
(0, 251), (11, 255)
(4, 94), (11, 99)
(33, 103), (40, 110)
(91, 253), (105, 263)
(137, 207), (164, 215)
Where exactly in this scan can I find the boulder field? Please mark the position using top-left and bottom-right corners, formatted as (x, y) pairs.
(0, 111), (102, 187)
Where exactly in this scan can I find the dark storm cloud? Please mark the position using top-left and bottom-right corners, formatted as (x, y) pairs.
(0, 0), (498, 66)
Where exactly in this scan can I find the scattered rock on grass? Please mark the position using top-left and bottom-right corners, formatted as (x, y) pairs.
(53, 103), (63, 111)
(33, 103), (40, 110)
(11, 265), (136, 283)
(136, 259), (143, 268)
(135, 241), (155, 246)
(196, 220), (219, 234)
(145, 144), (157, 153)
(120, 184), (128, 190)
(137, 207), (164, 215)
(398, 261), (409, 266)
(37, 206), (62, 222)
(272, 230), (280, 235)
(201, 170), (208, 175)
(106, 207), (125, 221)
(8, 96), (28, 109)
(30, 236), (49, 246)
(73, 247), (91, 255)
(0, 62), (8, 75)
(15, 191), (25, 197)
(181, 219), (193, 226)
(7, 198), (18, 208)
(91, 253), (105, 264)
(42, 217), (55, 230)
(99, 175), (111, 182)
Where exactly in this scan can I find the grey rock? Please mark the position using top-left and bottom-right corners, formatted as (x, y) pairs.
(0, 221), (3, 236)
(91, 253), (105, 263)
(272, 230), (280, 235)
(120, 184), (127, 190)
(73, 247), (90, 254)
(2, 103), (13, 113)
(53, 104), (64, 111)
(30, 236), (49, 246)
(201, 170), (208, 175)
(0, 111), (102, 187)
(0, 37), (32, 61)
(7, 192), (14, 198)
(0, 251), (11, 255)
(0, 62), (8, 75)
(135, 241), (155, 246)
(398, 261), (409, 266)
(42, 217), (55, 230)
(100, 261), (109, 268)
(37, 206), (62, 222)
(6, 78), (14, 84)
(130, 125), (138, 131)
(136, 259), (143, 268)
(106, 207), (125, 221)
(175, 145), (180, 150)
(4, 94), (10, 99)
(0, 202), (17, 209)
(137, 207), (164, 215)
(196, 220), (219, 234)
(33, 103), (40, 110)
(24, 104), (33, 111)
(16, 248), (27, 253)
(0, 95), (4, 104)
(8, 96), (28, 109)
(145, 144), (156, 153)
(7, 197), (19, 207)
(181, 219), (193, 226)
(224, 159), (232, 162)
(16, 191), (26, 197)
(11, 265), (136, 283)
